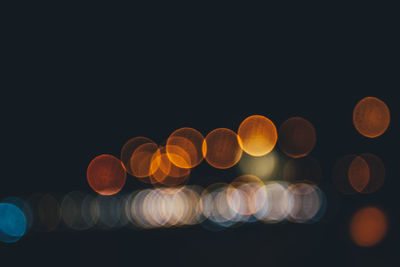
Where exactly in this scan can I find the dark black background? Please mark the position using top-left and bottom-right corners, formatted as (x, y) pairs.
(1, 4), (398, 267)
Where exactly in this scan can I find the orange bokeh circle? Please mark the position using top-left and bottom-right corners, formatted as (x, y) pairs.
(87, 154), (126, 196)
(166, 127), (205, 169)
(130, 142), (160, 178)
(278, 117), (316, 158)
(120, 136), (154, 176)
(350, 206), (388, 247)
(237, 115), (277, 157)
(150, 147), (190, 187)
(203, 128), (243, 169)
(353, 97), (390, 138)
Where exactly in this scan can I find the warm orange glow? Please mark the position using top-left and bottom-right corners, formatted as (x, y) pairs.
(166, 127), (205, 169)
(87, 154), (127, 196)
(353, 97), (390, 138)
(348, 156), (370, 193)
(350, 206), (388, 247)
(359, 153), (385, 194)
(278, 117), (316, 158)
(165, 140), (192, 169)
(237, 115), (277, 157)
(202, 128), (243, 169)
(120, 137), (154, 176)
(150, 146), (190, 187)
(150, 150), (171, 184)
(130, 142), (160, 178)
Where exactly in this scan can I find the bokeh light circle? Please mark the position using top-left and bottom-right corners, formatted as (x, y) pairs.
(0, 203), (27, 242)
(350, 206), (388, 247)
(203, 128), (243, 169)
(353, 97), (390, 138)
(278, 117), (316, 158)
(238, 115), (277, 157)
(130, 142), (160, 179)
(87, 154), (127, 196)
(166, 127), (205, 169)
(120, 136), (154, 176)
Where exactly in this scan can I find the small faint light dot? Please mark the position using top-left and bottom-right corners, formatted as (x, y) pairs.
(278, 117), (316, 158)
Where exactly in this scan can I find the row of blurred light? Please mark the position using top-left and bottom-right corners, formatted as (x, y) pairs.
(0, 179), (326, 242)
(87, 97), (389, 197)
(0, 96), (391, 246)
(87, 114), (318, 196)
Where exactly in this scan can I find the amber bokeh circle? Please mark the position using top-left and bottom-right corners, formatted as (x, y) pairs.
(150, 146), (190, 187)
(120, 136), (154, 176)
(130, 142), (160, 178)
(87, 154), (126, 196)
(203, 128), (243, 169)
(278, 117), (316, 158)
(350, 206), (388, 247)
(238, 115), (277, 157)
(353, 97), (390, 138)
(166, 127), (205, 169)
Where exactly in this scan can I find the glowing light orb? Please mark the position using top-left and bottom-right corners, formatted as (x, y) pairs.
(166, 127), (205, 169)
(130, 143), (159, 178)
(353, 97), (390, 138)
(237, 115), (277, 157)
(203, 128), (243, 169)
(350, 206), (387, 247)
(120, 136), (154, 176)
(87, 154), (126, 196)
(0, 203), (27, 243)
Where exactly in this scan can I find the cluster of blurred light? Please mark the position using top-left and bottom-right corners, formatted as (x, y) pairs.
(345, 96), (390, 248)
(0, 178), (326, 240)
(87, 115), (284, 195)
(1, 97), (390, 245)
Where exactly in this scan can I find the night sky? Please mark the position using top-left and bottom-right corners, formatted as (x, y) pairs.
(1, 5), (398, 267)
